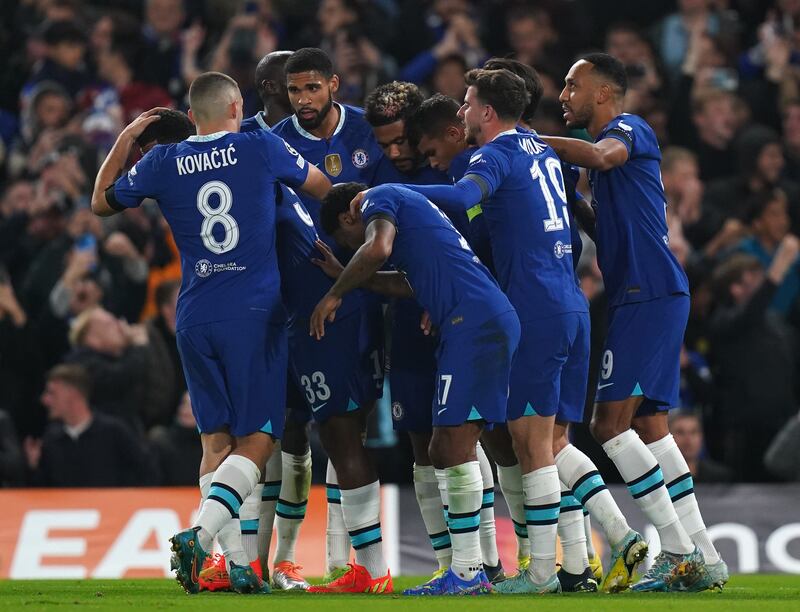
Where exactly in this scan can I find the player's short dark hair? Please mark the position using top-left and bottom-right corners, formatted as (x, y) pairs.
(745, 188), (788, 225)
(47, 363), (92, 400)
(255, 50), (292, 98)
(406, 94), (461, 146)
(364, 82), (424, 127)
(321, 182), (368, 236)
(154, 278), (181, 309)
(483, 58), (544, 123)
(464, 68), (530, 123)
(136, 109), (194, 148)
(581, 53), (628, 95)
(285, 48), (334, 79)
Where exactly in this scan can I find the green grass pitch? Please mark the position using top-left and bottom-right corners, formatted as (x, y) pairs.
(1, 575), (799, 611)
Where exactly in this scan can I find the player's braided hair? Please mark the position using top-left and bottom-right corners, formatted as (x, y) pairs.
(364, 81), (424, 127)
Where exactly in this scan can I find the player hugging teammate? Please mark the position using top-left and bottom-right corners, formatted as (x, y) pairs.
(91, 46), (726, 596)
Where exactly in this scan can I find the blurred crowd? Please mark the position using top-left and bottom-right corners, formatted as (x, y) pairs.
(0, 0), (799, 487)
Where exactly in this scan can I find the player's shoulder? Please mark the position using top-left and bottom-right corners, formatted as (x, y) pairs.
(240, 112), (268, 133)
(271, 114), (295, 137)
(605, 113), (652, 138)
(340, 104), (372, 135)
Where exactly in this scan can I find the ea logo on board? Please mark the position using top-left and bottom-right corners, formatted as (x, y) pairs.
(195, 259), (213, 277)
(352, 149), (369, 168)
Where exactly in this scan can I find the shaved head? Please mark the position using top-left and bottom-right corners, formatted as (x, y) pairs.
(189, 72), (241, 123)
(255, 50), (292, 99)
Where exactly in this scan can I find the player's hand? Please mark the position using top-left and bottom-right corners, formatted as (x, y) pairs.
(420, 310), (436, 336)
(121, 108), (170, 141)
(311, 239), (344, 279)
(310, 293), (342, 340)
(24, 436), (42, 469)
(349, 190), (369, 218)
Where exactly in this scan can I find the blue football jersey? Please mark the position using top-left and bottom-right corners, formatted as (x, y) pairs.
(240, 110), (269, 133)
(463, 130), (588, 322)
(441, 147), (493, 273)
(360, 184), (513, 336)
(272, 103), (394, 243)
(588, 114), (689, 306)
(111, 129), (309, 330)
(562, 162), (584, 270)
(275, 185), (359, 322)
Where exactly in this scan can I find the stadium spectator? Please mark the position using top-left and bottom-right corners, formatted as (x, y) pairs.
(396, 1), (485, 85)
(25, 363), (154, 487)
(764, 410), (800, 481)
(65, 306), (150, 434)
(0, 409), (25, 487)
(142, 279), (184, 428)
(668, 410), (733, 483)
(685, 89), (739, 181)
(705, 126), (800, 232)
(709, 248), (800, 480)
(139, 0), (187, 98)
(736, 189), (800, 316)
(24, 19), (90, 101)
(148, 391), (201, 486)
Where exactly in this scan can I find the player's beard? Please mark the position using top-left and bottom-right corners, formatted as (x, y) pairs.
(296, 91), (334, 130)
(565, 101), (593, 130)
(465, 122), (481, 146)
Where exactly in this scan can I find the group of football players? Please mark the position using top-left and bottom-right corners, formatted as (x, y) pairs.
(90, 44), (728, 596)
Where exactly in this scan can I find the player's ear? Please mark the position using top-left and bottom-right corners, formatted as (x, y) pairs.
(329, 74), (340, 94)
(445, 125), (461, 143)
(188, 108), (195, 124)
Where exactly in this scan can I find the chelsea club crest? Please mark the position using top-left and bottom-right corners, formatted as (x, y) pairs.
(352, 149), (369, 169)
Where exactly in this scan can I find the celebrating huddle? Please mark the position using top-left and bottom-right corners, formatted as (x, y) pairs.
(90, 46), (727, 597)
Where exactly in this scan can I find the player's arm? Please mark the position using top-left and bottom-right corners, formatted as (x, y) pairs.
(91, 108), (166, 217)
(312, 238), (413, 298)
(310, 218), (396, 339)
(572, 197), (597, 240)
(298, 164), (333, 201)
(541, 136), (629, 171)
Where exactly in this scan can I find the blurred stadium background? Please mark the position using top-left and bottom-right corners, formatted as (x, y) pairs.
(0, 0), (799, 580)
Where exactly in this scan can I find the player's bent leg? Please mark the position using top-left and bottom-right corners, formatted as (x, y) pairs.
(595, 399), (700, 592)
(634, 413), (728, 592)
(495, 415), (560, 595)
(405, 423), (492, 596)
(410, 431), (453, 573)
(483, 426), (530, 570)
(270, 413), (312, 591)
(551, 423), (595, 593)
(310, 411), (391, 594)
(173, 432), (273, 594)
(476, 442), (503, 583)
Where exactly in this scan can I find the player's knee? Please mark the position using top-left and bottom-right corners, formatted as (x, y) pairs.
(590, 416), (621, 445)
(552, 432), (569, 457)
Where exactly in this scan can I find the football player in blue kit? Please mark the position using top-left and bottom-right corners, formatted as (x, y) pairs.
(312, 183), (520, 596)
(272, 47), (388, 580)
(90, 72), (332, 595)
(275, 186), (392, 596)
(544, 53), (725, 592)
(234, 50), (315, 592)
(364, 81), (504, 583)
(484, 57), (646, 593)
(400, 68), (589, 595)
